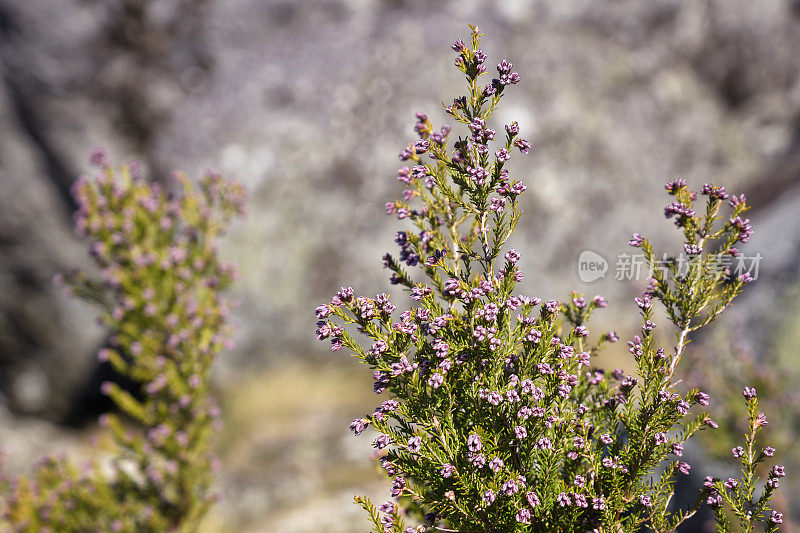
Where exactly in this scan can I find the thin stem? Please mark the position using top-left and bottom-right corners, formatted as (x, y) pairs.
(664, 326), (690, 386)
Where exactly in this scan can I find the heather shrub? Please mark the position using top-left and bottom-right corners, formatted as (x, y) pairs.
(317, 27), (786, 532)
(0, 154), (244, 532)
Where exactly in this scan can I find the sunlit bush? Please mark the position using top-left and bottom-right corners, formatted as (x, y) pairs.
(319, 27), (786, 532)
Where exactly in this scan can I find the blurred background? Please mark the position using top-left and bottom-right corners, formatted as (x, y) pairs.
(2, 0), (800, 530)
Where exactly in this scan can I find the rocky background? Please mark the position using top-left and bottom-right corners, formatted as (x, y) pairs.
(2, 0), (800, 530)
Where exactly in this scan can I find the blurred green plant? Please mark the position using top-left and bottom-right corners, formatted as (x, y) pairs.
(0, 153), (244, 532)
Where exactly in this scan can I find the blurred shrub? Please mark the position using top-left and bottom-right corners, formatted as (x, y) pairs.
(0, 154), (244, 532)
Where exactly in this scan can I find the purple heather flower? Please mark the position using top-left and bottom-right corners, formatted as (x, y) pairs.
(513, 426), (527, 440)
(515, 508), (531, 524)
(665, 178), (687, 194)
(701, 183), (729, 200)
(684, 243), (702, 255)
(677, 462), (691, 475)
(495, 148), (510, 163)
(724, 477), (738, 489)
(600, 433), (613, 445)
(556, 492), (570, 506)
(729, 193), (746, 207)
(742, 386), (757, 400)
(505, 121), (519, 136)
(639, 495), (652, 507)
(520, 492), (539, 509)
(336, 287), (354, 302)
(468, 453), (486, 468)
(407, 436), (422, 453)
(413, 140), (429, 154)
(89, 147), (110, 167)
(729, 216), (754, 243)
(772, 465), (786, 478)
(764, 446), (775, 457)
(467, 433), (482, 452)
(390, 476), (406, 498)
(505, 248), (521, 263)
(605, 330), (619, 343)
(664, 201), (695, 221)
(440, 463), (455, 478)
(369, 340), (388, 357)
(706, 494), (722, 510)
(654, 432), (668, 445)
(350, 418), (369, 436)
(373, 434), (391, 449)
(628, 233), (644, 247)
(100, 381), (114, 396)
(428, 373), (444, 389)
(694, 391), (710, 406)
(490, 196), (507, 212)
(593, 497), (605, 510)
(770, 512), (783, 525)
(513, 138), (532, 154)
(526, 328), (541, 343)
(502, 478), (520, 495)
(672, 443), (684, 457)
(482, 489), (496, 506)
(488, 456), (504, 473)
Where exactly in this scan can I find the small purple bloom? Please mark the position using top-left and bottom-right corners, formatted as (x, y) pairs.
(467, 433), (482, 452)
(526, 491), (540, 507)
(628, 233), (644, 247)
(350, 418), (369, 436)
